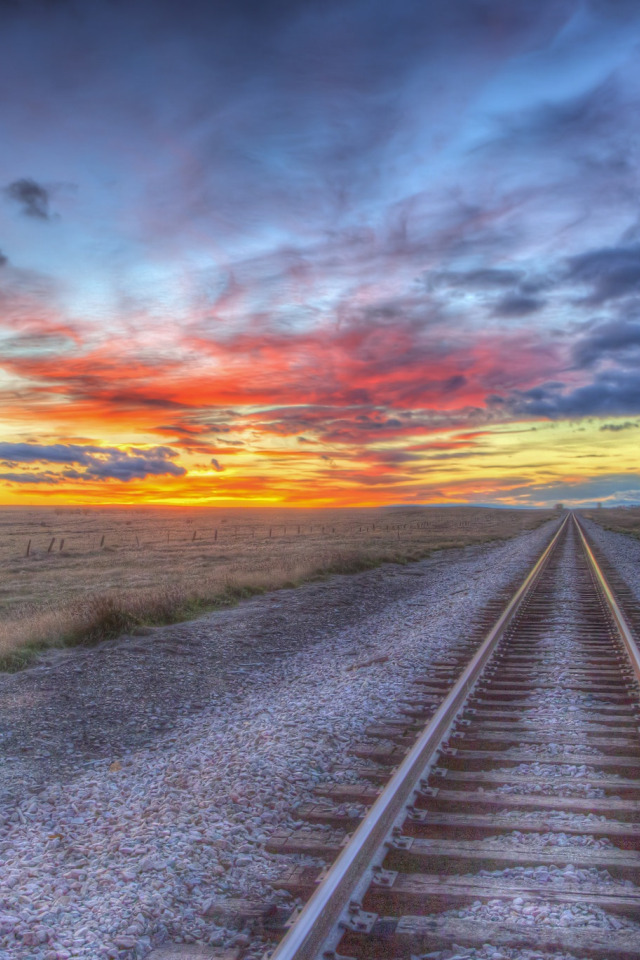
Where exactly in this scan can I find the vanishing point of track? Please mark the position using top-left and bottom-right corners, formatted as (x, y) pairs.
(244, 514), (640, 960)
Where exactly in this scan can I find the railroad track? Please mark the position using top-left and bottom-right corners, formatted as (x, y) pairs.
(210, 513), (640, 960)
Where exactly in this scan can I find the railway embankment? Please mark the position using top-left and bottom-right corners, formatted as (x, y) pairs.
(0, 520), (560, 959)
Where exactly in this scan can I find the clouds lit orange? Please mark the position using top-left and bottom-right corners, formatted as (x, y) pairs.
(1, 1), (640, 508)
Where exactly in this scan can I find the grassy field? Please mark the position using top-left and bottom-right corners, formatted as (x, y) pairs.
(0, 506), (553, 669)
(582, 506), (640, 538)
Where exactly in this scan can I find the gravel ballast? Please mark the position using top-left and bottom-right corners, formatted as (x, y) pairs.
(581, 514), (640, 601)
(0, 521), (563, 959)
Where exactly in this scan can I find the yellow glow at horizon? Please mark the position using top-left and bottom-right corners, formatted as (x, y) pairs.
(0, 416), (638, 506)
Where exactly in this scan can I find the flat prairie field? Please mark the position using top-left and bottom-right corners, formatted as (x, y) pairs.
(582, 506), (640, 538)
(0, 506), (553, 667)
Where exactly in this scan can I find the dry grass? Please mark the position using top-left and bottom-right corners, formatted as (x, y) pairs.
(0, 506), (553, 670)
(582, 506), (640, 539)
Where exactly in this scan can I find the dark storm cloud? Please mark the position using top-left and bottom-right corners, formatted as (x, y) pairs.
(104, 394), (187, 410)
(0, 442), (94, 464)
(0, 250), (7, 267)
(5, 178), (51, 220)
(443, 375), (467, 391)
(0, 442), (185, 483)
(573, 318), (640, 367)
(457, 268), (523, 288)
(84, 452), (185, 481)
(493, 294), (545, 317)
(496, 370), (640, 418)
(567, 245), (640, 303)
(0, 472), (59, 484)
(210, 457), (224, 472)
(429, 268), (524, 289)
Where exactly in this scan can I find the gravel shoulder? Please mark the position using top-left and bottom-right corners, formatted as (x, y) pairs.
(581, 514), (640, 602)
(0, 520), (558, 959)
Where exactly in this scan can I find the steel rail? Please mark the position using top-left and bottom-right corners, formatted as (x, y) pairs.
(269, 512), (570, 960)
(574, 513), (640, 685)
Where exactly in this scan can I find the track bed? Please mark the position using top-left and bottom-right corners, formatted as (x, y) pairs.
(253, 515), (640, 960)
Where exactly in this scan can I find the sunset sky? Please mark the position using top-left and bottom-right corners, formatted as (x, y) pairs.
(1, 0), (640, 507)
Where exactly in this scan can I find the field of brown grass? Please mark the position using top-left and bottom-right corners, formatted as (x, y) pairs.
(582, 506), (640, 539)
(0, 506), (553, 669)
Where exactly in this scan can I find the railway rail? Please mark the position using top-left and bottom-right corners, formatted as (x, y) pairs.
(231, 512), (640, 960)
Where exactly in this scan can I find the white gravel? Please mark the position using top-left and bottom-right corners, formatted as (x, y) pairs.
(581, 514), (640, 604)
(416, 947), (585, 960)
(463, 864), (636, 889)
(0, 521), (560, 959)
(495, 782), (612, 798)
(506, 742), (605, 757)
(484, 831), (616, 849)
(435, 898), (640, 932)
(497, 763), (618, 780)
(501, 809), (613, 825)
